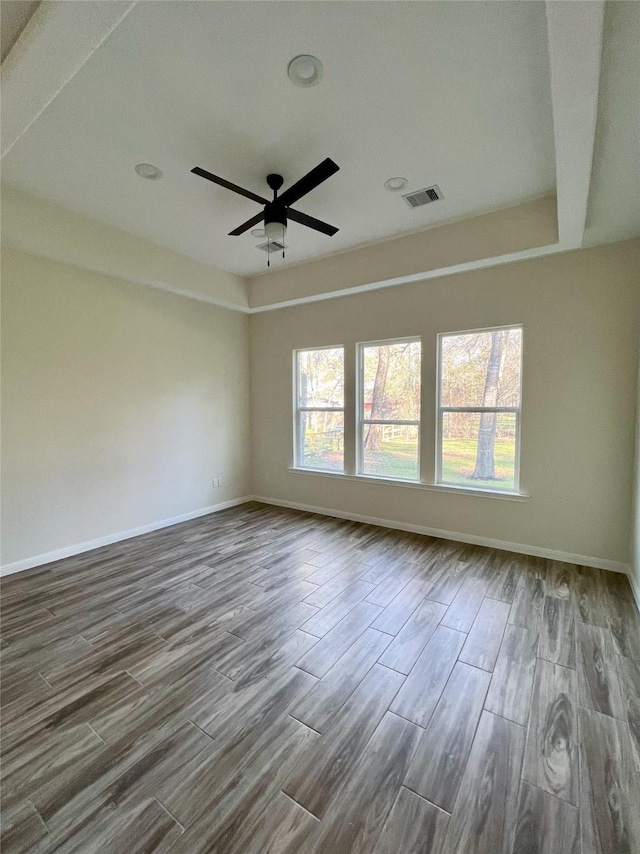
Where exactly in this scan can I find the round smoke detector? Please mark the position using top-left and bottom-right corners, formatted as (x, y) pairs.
(251, 228), (266, 238)
(287, 55), (323, 87)
(384, 177), (408, 192)
(135, 163), (163, 180)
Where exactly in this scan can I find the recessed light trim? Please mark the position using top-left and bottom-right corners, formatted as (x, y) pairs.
(384, 177), (408, 192)
(287, 55), (323, 88)
(135, 163), (163, 180)
(251, 228), (266, 238)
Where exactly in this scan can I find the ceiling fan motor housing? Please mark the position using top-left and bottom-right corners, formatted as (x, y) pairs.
(264, 201), (287, 230)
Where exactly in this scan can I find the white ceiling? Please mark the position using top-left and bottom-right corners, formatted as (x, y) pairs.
(584, 1), (640, 247)
(1, 1), (557, 276)
(0, 0), (39, 62)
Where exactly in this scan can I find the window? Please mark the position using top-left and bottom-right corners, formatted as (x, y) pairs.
(295, 347), (344, 472)
(358, 339), (421, 480)
(437, 326), (522, 492)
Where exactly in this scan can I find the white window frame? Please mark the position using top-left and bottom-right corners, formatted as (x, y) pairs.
(356, 337), (421, 483)
(436, 324), (523, 493)
(293, 345), (345, 472)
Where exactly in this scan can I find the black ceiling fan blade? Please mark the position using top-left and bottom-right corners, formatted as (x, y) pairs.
(278, 158), (340, 208)
(229, 211), (265, 236)
(287, 208), (339, 236)
(191, 167), (268, 205)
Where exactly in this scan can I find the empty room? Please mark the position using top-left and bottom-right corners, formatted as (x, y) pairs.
(1, 1), (639, 852)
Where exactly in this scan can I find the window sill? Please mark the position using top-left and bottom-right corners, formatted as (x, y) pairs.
(288, 467), (529, 501)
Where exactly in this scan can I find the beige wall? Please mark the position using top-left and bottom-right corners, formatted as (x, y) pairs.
(2, 186), (249, 310)
(3, 238), (638, 574)
(250, 239), (640, 569)
(1, 249), (250, 568)
(248, 196), (558, 309)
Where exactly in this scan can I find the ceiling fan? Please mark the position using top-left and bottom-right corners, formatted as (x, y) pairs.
(191, 158), (340, 250)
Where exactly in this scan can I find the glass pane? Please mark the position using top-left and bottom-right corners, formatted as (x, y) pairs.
(440, 328), (521, 407)
(362, 424), (419, 480)
(298, 411), (344, 471)
(440, 411), (516, 490)
(298, 348), (344, 408)
(362, 341), (421, 421)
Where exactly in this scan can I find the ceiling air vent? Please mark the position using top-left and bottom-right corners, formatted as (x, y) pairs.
(256, 240), (287, 253)
(402, 185), (444, 209)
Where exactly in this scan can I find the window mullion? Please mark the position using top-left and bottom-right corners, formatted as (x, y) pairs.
(298, 409), (345, 415)
(440, 406), (520, 413)
(362, 419), (420, 427)
(343, 345), (357, 476)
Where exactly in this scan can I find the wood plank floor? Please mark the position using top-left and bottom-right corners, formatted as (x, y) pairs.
(1, 501), (639, 853)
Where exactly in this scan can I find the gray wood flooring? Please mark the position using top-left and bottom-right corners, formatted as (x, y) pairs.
(1, 501), (639, 853)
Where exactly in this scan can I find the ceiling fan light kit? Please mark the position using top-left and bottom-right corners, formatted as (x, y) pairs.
(191, 157), (340, 267)
(264, 220), (286, 240)
(264, 173), (288, 241)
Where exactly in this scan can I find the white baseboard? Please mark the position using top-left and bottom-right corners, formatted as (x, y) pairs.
(250, 494), (630, 575)
(0, 497), (252, 577)
(2, 493), (632, 584)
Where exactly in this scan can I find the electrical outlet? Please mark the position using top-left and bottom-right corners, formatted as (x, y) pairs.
(212, 477), (223, 488)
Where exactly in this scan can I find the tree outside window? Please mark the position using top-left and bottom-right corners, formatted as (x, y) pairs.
(295, 347), (344, 471)
(438, 326), (522, 491)
(359, 339), (421, 480)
